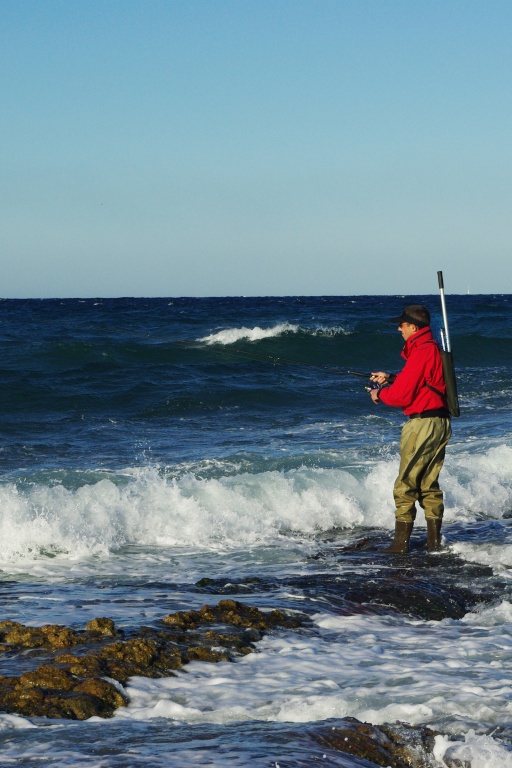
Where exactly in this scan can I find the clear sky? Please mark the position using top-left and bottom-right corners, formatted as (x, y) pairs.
(1, 0), (510, 297)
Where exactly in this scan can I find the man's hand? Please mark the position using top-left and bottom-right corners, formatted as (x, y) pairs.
(370, 371), (390, 385)
(369, 388), (380, 404)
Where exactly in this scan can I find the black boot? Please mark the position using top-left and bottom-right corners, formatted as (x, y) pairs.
(381, 521), (413, 554)
(426, 518), (442, 550)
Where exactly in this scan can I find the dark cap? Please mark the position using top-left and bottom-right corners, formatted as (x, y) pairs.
(391, 304), (430, 329)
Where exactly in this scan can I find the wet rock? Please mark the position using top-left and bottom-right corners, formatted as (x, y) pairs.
(20, 665), (76, 691)
(0, 680), (45, 716)
(241, 628), (262, 643)
(162, 599), (303, 632)
(0, 600), (302, 720)
(344, 576), (470, 621)
(1, 623), (81, 649)
(195, 577), (215, 587)
(313, 717), (441, 768)
(73, 678), (128, 709)
(161, 611), (198, 630)
(86, 617), (119, 637)
(286, 569), (475, 622)
(95, 636), (184, 682)
(0, 666), (119, 719)
(195, 576), (262, 593)
(184, 646), (229, 663)
(2, 626), (47, 647)
(43, 625), (83, 649)
(0, 620), (23, 632)
(44, 691), (115, 720)
(204, 629), (256, 654)
(55, 654), (107, 678)
(380, 721), (439, 766)
(100, 637), (159, 667)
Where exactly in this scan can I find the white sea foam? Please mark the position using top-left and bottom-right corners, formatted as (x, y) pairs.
(435, 730), (512, 768)
(0, 713), (37, 731)
(198, 322), (353, 344)
(1, 442), (511, 570)
(309, 324), (352, 336)
(0, 464), (394, 569)
(450, 541), (512, 573)
(444, 444), (512, 520)
(199, 323), (299, 345)
(115, 602), (512, 755)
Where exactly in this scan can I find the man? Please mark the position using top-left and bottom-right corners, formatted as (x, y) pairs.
(369, 304), (451, 554)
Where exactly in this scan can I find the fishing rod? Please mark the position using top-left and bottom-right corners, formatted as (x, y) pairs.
(346, 369), (384, 393)
(437, 271), (460, 417)
(194, 341), (381, 384)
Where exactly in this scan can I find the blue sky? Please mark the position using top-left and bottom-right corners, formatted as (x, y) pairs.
(1, 0), (510, 297)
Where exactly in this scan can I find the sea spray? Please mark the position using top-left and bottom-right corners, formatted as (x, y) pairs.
(2, 443), (512, 566)
(0, 464), (393, 564)
(199, 323), (299, 345)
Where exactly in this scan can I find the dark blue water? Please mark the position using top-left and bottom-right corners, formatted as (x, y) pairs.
(1, 294), (510, 472)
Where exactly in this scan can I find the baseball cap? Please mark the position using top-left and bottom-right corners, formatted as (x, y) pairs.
(391, 304), (430, 328)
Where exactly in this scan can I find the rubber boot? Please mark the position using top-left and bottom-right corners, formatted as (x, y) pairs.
(426, 518), (442, 550)
(381, 521), (413, 554)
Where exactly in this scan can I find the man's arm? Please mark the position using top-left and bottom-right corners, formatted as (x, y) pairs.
(378, 352), (429, 409)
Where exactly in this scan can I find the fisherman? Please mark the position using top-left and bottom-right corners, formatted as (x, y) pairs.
(369, 304), (451, 554)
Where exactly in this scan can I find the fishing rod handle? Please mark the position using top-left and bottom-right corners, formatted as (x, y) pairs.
(438, 271), (444, 290)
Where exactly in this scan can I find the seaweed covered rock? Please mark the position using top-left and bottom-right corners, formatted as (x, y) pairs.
(313, 718), (440, 768)
(162, 598), (301, 632)
(85, 617), (119, 637)
(20, 665), (76, 691)
(0, 600), (302, 720)
(95, 637), (184, 683)
(73, 678), (127, 710)
(0, 622), (82, 649)
(0, 665), (127, 719)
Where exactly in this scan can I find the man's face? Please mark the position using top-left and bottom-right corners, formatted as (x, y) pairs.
(398, 322), (418, 341)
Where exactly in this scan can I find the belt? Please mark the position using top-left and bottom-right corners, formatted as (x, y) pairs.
(409, 409), (450, 420)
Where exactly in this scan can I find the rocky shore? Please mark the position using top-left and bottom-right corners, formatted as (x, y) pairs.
(0, 597), (469, 766)
(0, 599), (301, 720)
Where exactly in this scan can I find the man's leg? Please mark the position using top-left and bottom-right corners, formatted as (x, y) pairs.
(417, 418), (452, 520)
(392, 417), (451, 552)
(381, 421), (421, 554)
(393, 419), (423, 523)
(393, 417), (451, 522)
(417, 417), (451, 550)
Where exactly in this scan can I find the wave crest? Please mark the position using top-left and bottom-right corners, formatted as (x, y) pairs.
(198, 323), (299, 345)
(0, 465), (396, 565)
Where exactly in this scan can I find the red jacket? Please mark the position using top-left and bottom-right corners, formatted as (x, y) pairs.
(378, 327), (447, 416)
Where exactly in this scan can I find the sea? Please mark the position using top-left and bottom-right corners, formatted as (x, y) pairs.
(0, 293), (512, 767)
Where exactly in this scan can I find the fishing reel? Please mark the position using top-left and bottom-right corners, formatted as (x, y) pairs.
(347, 370), (387, 394)
(364, 381), (383, 394)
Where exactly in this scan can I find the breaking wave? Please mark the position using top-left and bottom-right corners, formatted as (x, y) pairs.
(198, 323), (352, 345)
(1, 443), (512, 567)
(198, 323), (299, 345)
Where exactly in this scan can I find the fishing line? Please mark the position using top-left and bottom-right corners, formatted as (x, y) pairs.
(192, 342), (353, 372)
